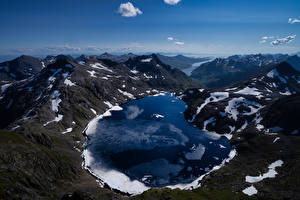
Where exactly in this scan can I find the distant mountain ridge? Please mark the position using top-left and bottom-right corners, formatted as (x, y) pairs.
(156, 54), (211, 70)
(0, 55), (44, 83)
(190, 53), (298, 88)
(286, 55), (300, 71)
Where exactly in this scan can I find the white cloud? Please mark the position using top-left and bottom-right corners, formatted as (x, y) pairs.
(118, 2), (142, 17)
(261, 36), (274, 40)
(164, 0), (181, 5)
(175, 41), (184, 45)
(271, 35), (296, 46)
(260, 36), (274, 44)
(288, 17), (300, 24)
(167, 37), (174, 41)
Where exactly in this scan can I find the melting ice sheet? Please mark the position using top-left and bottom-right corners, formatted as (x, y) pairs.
(83, 93), (233, 194)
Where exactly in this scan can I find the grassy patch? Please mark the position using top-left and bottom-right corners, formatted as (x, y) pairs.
(133, 188), (255, 200)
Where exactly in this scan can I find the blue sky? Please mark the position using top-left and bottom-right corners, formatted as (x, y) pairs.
(0, 0), (299, 57)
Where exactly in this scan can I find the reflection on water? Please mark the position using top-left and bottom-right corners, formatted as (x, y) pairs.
(86, 93), (231, 187)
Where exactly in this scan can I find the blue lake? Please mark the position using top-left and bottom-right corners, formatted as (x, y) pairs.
(85, 93), (231, 188)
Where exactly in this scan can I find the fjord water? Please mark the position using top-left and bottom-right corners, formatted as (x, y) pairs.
(182, 60), (213, 76)
(85, 93), (231, 188)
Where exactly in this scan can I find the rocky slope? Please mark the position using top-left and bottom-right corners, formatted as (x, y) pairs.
(0, 55), (45, 89)
(170, 61), (300, 200)
(184, 62), (300, 136)
(0, 54), (299, 200)
(190, 54), (291, 88)
(0, 54), (198, 199)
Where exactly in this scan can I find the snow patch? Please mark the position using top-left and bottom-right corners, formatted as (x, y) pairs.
(64, 78), (76, 86)
(90, 63), (113, 73)
(141, 57), (152, 62)
(48, 68), (62, 82)
(237, 120), (248, 132)
(234, 87), (261, 96)
(273, 137), (280, 143)
(43, 114), (63, 126)
(90, 108), (97, 115)
(1, 83), (12, 96)
(267, 69), (287, 84)
(225, 97), (262, 121)
(118, 89), (135, 99)
(82, 149), (149, 195)
(203, 117), (216, 130)
(189, 92), (229, 122)
(130, 66), (139, 74)
(62, 128), (73, 134)
(225, 87), (238, 91)
(51, 90), (62, 113)
(87, 70), (97, 78)
(245, 160), (283, 183)
(279, 87), (292, 95)
(242, 185), (258, 196)
(41, 61), (46, 69)
(104, 101), (113, 108)
(143, 73), (153, 79)
(83, 106), (123, 136)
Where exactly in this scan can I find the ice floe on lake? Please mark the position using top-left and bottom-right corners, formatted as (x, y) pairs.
(82, 149), (149, 195)
(168, 149), (237, 190)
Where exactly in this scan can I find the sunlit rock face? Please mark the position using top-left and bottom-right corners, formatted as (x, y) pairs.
(84, 93), (231, 193)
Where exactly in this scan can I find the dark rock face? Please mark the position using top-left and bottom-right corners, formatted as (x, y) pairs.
(183, 62), (300, 136)
(286, 55), (300, 71)
(0, 55), (44, 83)
(262, 94), (300, 134)
(61, 191), (95, 200)
(190, 54), (292, 88)
(125, 54), (198, 89)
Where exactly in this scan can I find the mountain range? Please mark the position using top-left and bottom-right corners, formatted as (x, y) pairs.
(0, 53), (299, 200)
(190, 54), (300, 88)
